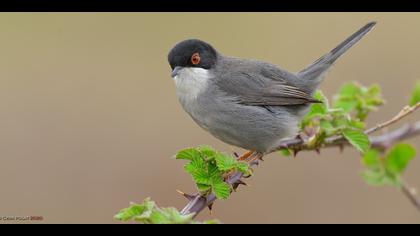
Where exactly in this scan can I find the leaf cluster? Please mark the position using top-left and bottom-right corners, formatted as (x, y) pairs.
(176, 145), (251, 200)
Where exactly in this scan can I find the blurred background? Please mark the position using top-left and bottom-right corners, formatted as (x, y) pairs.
(0, 13), (419, 224)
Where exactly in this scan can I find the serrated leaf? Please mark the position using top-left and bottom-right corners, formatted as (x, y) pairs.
(348, 119), (366, 130)
(114, 198), (155, 222)
(176, 148), (201, 160)
(212, 179), (231, 200)
(207, 162), (221, 178)
(385, 143), (416, 175)
(236, 162), (252, 175)
(198, 145), (217, 160)
(334, 100), (358, 112)
(214, 153), (237, 171)
(115, 197), (220, 224)
(306, 91), (329, 118)
(320, 119), (335, 131)
(196, 183), (212, 194)
(184, 157), (211, 185)
(410, 81), (420, 106)
(148, 210), (171, 224)
(162, 208), (194, 224)
(114, 204), (146, 221)
(343, 129), (370, 153)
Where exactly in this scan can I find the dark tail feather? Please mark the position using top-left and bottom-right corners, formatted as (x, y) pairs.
(297, 22), (376, 82)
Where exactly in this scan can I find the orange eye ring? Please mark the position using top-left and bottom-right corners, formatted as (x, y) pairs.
(191, 53), (201, 65)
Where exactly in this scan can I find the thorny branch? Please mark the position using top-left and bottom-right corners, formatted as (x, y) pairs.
(179, 103), (420, 218)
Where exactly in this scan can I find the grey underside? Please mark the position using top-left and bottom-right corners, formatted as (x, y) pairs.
(183, 22), (375, 153)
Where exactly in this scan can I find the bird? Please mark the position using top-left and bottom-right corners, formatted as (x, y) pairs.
(167, 22), (376, 161)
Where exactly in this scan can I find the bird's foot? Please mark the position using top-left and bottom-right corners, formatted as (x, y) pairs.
(237, 150), (255, 162)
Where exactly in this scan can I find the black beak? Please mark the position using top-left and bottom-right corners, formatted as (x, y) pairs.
(171, 66), (182, 78)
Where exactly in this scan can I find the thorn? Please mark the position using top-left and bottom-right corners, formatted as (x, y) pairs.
(236, 179), (249, 187)
(293, 149), (300, 158)
(232, 183), (238, 191)
(208, 203), (214, 215)
(242, 174), (252, 179)
(339, 144), (344, 153)
(176, 189), (195, 201)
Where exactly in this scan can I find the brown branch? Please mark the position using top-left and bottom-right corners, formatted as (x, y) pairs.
(401, 182), (420, 212)
(179, 105), (420, 218)
(366, 102), (420, 135)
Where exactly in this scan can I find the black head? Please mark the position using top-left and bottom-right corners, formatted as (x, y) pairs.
(168, 39), (219, 71)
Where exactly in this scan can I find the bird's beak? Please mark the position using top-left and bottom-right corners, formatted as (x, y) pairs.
(171, 66), (182, 78)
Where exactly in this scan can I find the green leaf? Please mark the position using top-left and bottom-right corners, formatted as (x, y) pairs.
(176, 148), (201, 160)
(198, 145), (217, 160)
(362, 149), (381, 169)
(214, 153), (237, 171)
(114, 198), (155, 222)
(199, 219), (221, 224)
(196, 183), (212, 194)
(213, 152), (251, 175)
(236, 162), (252, 175)
(343, 129), (370, 153)
(212, 179), (231, 200)
(115, 198), (220, 224)
(114, 204), (146, 221)
(306, 90), (329, 117)
(115, 198), (219, 224)
(151, 208), (194, 224)
(348, 119), (366, 130)
(338, 82), (360, 97)
(361, 169), (399, 187)
(362, 169), (385, 186)
(184, 157), (211, 185)
(334, 82), (360, 112)
(320, 120), (335, 133)
(279, 149), (291, 157)
(334, 100), (358, 113)
(207, 162), (221, 178)
(385, 143), (416, 175)
(410, 81), (420, 106)
(333, 82), (384, 121)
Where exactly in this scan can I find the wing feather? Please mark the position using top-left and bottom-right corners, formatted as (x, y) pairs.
(216, 70), (321, 106)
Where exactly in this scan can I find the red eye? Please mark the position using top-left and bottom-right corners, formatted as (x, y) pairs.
(191, 53), (201, 65)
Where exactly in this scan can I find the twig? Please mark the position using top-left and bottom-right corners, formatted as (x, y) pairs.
(180, 105), (420, 218)
(401, 182), (420, 211)
(366, 102), (420, 135)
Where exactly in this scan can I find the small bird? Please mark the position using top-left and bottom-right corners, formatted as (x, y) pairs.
(168, 22), (376, 160)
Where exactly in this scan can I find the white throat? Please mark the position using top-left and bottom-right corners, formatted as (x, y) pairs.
(173, 67), (212, 104)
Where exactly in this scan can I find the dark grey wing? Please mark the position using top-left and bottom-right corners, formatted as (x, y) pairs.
(216, 70), (321, 106)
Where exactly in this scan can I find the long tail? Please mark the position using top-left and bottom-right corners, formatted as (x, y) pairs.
(297, 22), (376, 91)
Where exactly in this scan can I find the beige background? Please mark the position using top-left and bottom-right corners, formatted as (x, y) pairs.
(0, 13), (419, 224)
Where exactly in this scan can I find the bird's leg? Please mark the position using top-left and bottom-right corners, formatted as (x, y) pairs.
(247, 152), (264, 164)
(237, 150), (255, 161)
(223, 151), (255, 181)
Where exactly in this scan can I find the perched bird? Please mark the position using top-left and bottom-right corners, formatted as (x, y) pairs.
(168, 22), (376, 160)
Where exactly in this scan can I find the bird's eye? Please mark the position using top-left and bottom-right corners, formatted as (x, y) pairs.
(191, 53), (201, 65)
